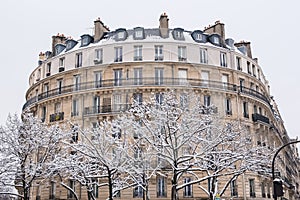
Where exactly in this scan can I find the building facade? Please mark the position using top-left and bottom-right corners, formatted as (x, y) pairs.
(23, 14), (300, 200)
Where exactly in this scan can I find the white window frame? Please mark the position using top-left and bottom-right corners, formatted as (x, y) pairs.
(200, 48), (207, 64)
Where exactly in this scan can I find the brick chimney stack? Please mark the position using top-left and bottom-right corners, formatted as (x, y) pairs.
(204, 20), (225, 41)
(159, 13), (169, 38)
(51, 33), (67, 56)
(94, 18), (110, 42)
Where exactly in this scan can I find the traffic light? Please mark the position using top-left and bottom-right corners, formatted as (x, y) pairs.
(273, 179), (283, 197)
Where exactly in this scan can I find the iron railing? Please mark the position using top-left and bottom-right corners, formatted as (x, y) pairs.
(23, 77), (270, 110)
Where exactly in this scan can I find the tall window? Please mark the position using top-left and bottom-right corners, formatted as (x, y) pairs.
(239, 78), (244, 92)
(94, 49), (103, 64)
(68, 180), (76, 198)
(155, 93), (164, 105)
(133, 185), (143, 198)
(178, 46), (187, 61)
(72, 99), (79, 116)
(180, 94), (188, 109)
(155, 68), (164, 85)
(204, 95), (211, 107)
(157, 176), (167, 197)
(178, 69), (188, 85)
(134, 68), (143, 85)
(114, 69), (122, 86)
(57, 79), (63, 94)
(93, 96), (100, 113)
(183, 177), (192, 197)
(155, 45), (163, 61)
(200, 48), (207, 64)
(46, 62), (51, 76)
(225, 98), (232, 115)
(94, 71), (102, 88)
(257, 68), (261, 80)
(249, 179), (255, 197)
(49, 181), (56, 200)
(222, 74), (229, 90)
(75, 53), (82, 68)
(54, 102), (61, 113)
(243, 101), (249, 118)
(252, 64), (256, 77)
(201, 71), (209, 86)
(92, 181), (99, 198)
(41, 106), (46, 122)
(114, 47), (123, 62)
(236, 57), (241, 70)
(261, 182), (266, 198)
(220, 52), (227, 67)
(134, 45), (143, 61)
(247, 61), (251, 74)
(43, 83), (49, 97)
(113, 94), (122, 112)
(133, 93), (143, 105)
(230, 180), (238, 197)
(73, 75), (80, 91)
(59, 57), (65, 72)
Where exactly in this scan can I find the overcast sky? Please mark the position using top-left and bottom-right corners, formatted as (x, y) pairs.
(0, 0), (299, 146)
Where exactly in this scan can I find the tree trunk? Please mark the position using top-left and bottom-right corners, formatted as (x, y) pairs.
(107, 169), (113, 200)
(171, 172), (178, 200)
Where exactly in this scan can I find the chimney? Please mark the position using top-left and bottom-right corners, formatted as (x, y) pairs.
(234, 41), (252, 58)
(94, 18), (110, 42)
(52, 33), (67, 56)
(159, 13), (169, 38)
(204, 20), (225, 40)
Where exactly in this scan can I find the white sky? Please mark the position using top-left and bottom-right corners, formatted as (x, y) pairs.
(0, 0), (299, 146)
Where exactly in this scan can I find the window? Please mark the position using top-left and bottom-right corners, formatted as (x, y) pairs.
(57, 79), (63, 94)
(183, 177), (192, 197)
(236, 57), (241, 70)
(43, 83), (49, 98)
(222, 74), (228, 90)
(214, 37), (220, 44)
(257, 68), (261, 80)
(247, 61), (251, 74)
(230, 180), (238, 197)
(239, 78), (244, 92)
(93, 96), (100, 114)
(117, 31), (125, 40)
(157, 176), (167, 197)
(180, 94), (188, 109)
(72, 99), (79, 117)
(134, 46), (143, 61)
(261, 182), (266, 198)
(94, 71), (102, 88)
(133, 93), (143, 105)
(200, 48), (207, 64)
(46, 63), (51, 76)
(195, 33), (202, 41)
(155, 93), (164, 105)
(249, 179), (255, 197)
(114, 69), (122, 86)
(201, 71), (209, 86)
(68, 180), (76, 198)
(71, 125), (79, 143)
(155, 45), (163, 61)
(135, 30), (143, 38)
(73, 75), (80, 91)
(75, 53), (82, 68)
(114, 47), (123, 62)
(133, 147), (142, 159)
(94, 49), (103, 64)
(113, 94), (122, 112)
(59, 58), (65, 72)
(155, 68), (164, 85)
(253, 105), (257, 114)
(173, 29), (184, 40)
(54, 102), (61, 113)
(82, 37), (89, 46)
(252, 64), (256, 77)
(178, 46), (187, 61)
(243, 101), (249, 118)
(204, 95), (211, 107)
(134, 68), (143, 85)
(225, 98), (232, 115)
(220, 52), (227, 67)
(49, 181), (56, 200)
(41, 106), (46, 122)
(178, 69), (188, 85)
(92, 180), (99, 198)
(133, 185), (143, 198)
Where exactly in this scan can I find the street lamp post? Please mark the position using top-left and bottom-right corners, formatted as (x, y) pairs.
(272, 140), (300, 200)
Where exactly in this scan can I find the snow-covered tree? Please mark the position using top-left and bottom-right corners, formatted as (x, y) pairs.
(125, 90), (272, 200)
(0, 113), (64, 200)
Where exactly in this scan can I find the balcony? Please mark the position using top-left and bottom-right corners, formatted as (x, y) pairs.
(49, 112), (64, 122)
(84, 104), (131, 116)
(252, 113), (270, 124)
(155, 56), (163, 61)
(23, 78), (271, 110)
(134, 56), (143, 61)
(58, 66), (65, 72)
(178, 57), (187, 62)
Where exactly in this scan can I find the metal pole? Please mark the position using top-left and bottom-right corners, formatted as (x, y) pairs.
(272, 140), (300, 200)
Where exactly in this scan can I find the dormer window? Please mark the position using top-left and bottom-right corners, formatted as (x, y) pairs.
(66, 39), (78, 51)
(195, 34), (202, 41)
(55, 44), (66, 56)
(214, 37), (219, 44)
(133, 27), (145, 40)
(115, 29), (127, 41)
(80, 34), (93, 47)
(191, 31), (206, 43)
(172, 28), (184, 40)
(82, 37), (89, 46)
(209, 34), (221, 46)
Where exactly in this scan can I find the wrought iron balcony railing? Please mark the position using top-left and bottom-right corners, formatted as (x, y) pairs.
(23, 77), (270, 110)
(252, 113), (270, 124)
